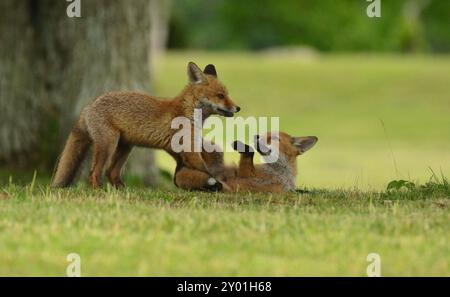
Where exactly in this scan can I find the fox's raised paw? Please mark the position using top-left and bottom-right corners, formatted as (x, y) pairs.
(231, 141), (254, 156)
(205, 177), (223, 192)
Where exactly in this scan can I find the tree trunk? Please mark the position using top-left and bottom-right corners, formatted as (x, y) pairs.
(149, 0), (171, 75)
(401, 0), (432, 52)
(0, 0), (167, 185)
(0, 1), (47, 168)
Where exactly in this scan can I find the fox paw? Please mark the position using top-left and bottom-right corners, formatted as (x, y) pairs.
(205, 177), (223, 192)
(231, 141), (254, 156)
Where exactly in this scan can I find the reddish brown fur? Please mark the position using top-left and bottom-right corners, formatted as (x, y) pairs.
(175, 132), (318, 193)
(52, 62), (239, 188)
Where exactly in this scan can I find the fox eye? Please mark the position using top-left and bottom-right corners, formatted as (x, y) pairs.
(217, 94), (225, 99)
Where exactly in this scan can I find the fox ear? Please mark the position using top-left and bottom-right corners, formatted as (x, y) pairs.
(187, 62), (206, 84)
(292, 136), (318, 154)
(203, 64), (217, 77)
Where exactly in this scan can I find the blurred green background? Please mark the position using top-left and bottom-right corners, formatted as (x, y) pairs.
(154, 52), (450, 190)
(169, 0), (450, 53)
(156, 0), (450, 190)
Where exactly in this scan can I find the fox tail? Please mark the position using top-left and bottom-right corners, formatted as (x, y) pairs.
(51, 120), (91, 188)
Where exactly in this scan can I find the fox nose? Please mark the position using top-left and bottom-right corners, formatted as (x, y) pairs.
(236, 106), (241, 112)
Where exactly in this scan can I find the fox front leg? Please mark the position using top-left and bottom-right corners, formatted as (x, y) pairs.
(232, 141), (256, 178)
(181, 152), (213, 176)
(175, 166), (223, 192)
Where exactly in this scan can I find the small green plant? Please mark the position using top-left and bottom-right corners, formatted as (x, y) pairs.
(385, 170), (449, 200)
(387, 180), (416, 191)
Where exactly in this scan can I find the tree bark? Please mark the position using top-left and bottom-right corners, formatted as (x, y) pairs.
(0, 1), (47, 168)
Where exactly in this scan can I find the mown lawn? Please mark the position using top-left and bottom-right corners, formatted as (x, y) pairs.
(0, 178), (448, 276)
(0, 52), (449, 276)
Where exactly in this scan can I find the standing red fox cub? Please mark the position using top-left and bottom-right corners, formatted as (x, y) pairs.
(52, 62), (240, 189)
(175, 132), (318, 193)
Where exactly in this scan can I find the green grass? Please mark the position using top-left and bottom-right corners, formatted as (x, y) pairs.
(0, 176), (449, 276)
(1, 52), (449, 276)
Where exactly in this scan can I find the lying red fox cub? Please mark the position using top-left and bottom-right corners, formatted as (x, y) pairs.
(175, 132), (318, 193)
